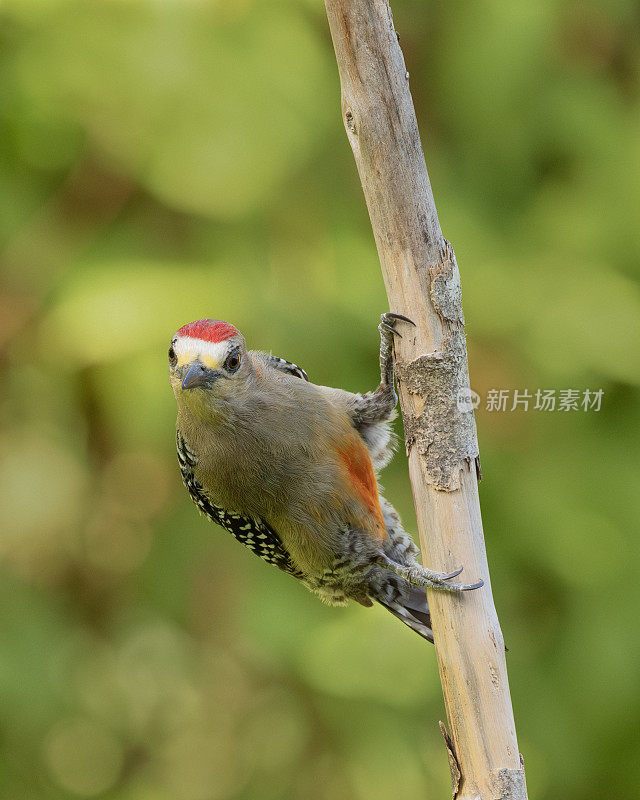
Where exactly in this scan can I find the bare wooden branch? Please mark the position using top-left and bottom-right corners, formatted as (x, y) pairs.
(323, 2), (528, 798)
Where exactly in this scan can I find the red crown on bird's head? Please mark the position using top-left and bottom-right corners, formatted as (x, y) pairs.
(177, 319), (238, 343)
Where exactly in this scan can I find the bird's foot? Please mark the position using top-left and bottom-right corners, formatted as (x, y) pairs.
(378, 554), (484, 592)
(378, 312), (416, 388)
(408, 563), (484, 592)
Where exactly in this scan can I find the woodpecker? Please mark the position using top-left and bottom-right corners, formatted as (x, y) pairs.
(169, 315), (482, 642)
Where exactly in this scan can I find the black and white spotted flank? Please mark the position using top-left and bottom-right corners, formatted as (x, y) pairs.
(176, 432), (302, 578)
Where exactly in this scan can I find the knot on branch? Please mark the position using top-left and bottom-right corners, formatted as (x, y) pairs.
(344, 109), (357, 135)
(397, 329), (479, 492)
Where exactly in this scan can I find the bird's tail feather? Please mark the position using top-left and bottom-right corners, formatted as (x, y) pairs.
(373, 578), (433, 643)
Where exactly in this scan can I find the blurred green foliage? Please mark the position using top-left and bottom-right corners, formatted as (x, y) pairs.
(1, 0), (639, 798)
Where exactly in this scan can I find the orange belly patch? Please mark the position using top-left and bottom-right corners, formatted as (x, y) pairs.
(338, 436), (386, 539)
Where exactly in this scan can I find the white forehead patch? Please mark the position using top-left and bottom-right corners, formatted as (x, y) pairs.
(173, 335), (231, 363)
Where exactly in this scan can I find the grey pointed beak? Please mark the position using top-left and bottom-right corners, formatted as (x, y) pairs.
(181, 361), (220, 390)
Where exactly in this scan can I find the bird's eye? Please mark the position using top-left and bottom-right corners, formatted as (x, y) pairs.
(168, 346), (177, 364)
(224, 351), (241, 373)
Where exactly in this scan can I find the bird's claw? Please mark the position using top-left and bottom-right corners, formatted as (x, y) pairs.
(379, 312), (416, 341)
(384, 312), (416, 326)
(461, 580), (485, 591)
(438, 566), (464, 580)
(434, 577), (484, 593)
(428, 565), (484, 592)
(380, 321), (402, 338)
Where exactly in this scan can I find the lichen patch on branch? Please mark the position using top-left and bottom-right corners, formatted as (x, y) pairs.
(397, 241), (478, 491)
(428, 240), (465, 326)
(397, 328), (479, 492)
(492, 767), (528, 800)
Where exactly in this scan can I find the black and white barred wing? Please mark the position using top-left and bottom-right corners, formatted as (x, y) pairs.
(264, 354), (308, 381)
(176, 433), (302, 578)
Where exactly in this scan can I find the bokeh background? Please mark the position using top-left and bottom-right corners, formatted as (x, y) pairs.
(1, 0), (639, 798)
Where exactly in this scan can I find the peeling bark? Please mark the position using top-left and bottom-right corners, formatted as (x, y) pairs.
(439, 721), (462, 799)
